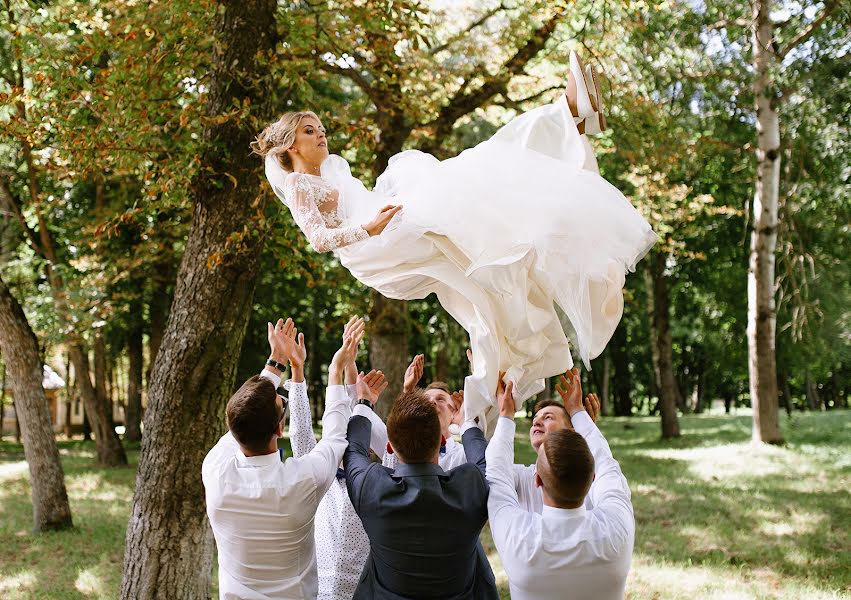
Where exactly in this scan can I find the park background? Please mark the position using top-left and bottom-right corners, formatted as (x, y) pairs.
(0, 0), (848, 598)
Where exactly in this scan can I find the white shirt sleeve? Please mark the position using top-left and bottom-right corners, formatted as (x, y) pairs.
(571, 411), (634, 543)
(286, 381), (316, 457)
(294, 385), (352, 498)
(485, 417), (540, 565)
(352, 404), (389, 456)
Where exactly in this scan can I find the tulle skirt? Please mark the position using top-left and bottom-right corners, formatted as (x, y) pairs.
(322, 96), (656, 431)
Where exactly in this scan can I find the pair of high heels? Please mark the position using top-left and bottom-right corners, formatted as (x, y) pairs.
(565, 50), (607, 135)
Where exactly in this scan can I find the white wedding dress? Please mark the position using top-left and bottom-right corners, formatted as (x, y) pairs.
(266, 96), (656, 432)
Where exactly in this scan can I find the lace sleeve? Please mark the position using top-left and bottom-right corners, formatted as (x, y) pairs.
(283, 174), (369, 253)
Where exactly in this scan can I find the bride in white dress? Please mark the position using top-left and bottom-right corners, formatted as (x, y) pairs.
(254, 53), (655, 431)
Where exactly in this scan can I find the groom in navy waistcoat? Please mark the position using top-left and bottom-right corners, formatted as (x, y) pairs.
(343, 387), (498, 600)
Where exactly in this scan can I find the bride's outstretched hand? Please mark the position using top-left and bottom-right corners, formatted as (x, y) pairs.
(363, 204), (402, 237)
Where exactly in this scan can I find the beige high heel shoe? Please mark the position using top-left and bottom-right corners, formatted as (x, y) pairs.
(584, 63), (607, 134)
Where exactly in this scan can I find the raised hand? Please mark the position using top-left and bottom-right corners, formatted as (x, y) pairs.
(267, 318), (291, 363)
(451, 390), (465, 425)
(584, 392), (601, 423)
(277, 319), (306, 370)
(329, 317), (365, 385)
(403, 354), (424, 392)
(363, 204), (403, 237)
(357, 370), (388, 405)
(496, 374), (516, 418)
(555, 367), (584, 417)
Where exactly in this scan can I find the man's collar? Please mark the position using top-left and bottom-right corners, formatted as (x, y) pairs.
(542, 504), (587, 519)
(235, 451), (281, 467)
(392, 462), (447, 478)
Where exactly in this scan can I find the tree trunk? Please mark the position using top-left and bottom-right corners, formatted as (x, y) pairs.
(70, 344), (127, 465)
(805, 369), (821, 411)
(120, 3), (277, 598)
(748, 0), (783, 444)
(369, 293), (409, 421)
(643, 253), (680, 439)
(0, 275), (73, 531)
(63, 354), (73, 438)
(610, 323), (632, 416)
(0, 359), (6, 441)
(146, 259), (173, 388)
(94, 331), (110, 422)
(599, 354), (610, 416)
(125, 313), (144, 442)
(779, 370), (793, 415)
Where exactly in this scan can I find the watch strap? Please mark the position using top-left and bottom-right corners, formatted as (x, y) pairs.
(266, 358), (286, 371)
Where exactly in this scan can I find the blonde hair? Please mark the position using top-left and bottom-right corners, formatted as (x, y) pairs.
(250, 111), (320, 172)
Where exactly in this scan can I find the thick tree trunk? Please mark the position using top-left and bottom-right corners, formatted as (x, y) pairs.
(120, 3), (277, 598)
(644, 253), (680, 439)
(125, 314), (144, 442)
(0, 275), (73, 531)
(369, 293), (410, 421)
(70, 344), (127, 465)
(610, 323), (632, 416)
(748, 0), (783, 444)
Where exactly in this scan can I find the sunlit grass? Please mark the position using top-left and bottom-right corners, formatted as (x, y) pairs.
(1, 411), (849, 599)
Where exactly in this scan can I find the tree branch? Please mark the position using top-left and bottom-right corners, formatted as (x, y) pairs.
(777, 0), (841, 58)
(428, 2), (506, 56)
(422, 10), (563, 135)
(0, 175), (45, 260)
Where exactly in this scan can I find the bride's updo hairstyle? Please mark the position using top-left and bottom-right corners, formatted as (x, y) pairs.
(250, 110), (320, 172)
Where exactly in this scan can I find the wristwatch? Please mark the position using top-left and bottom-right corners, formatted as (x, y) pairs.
(265, 358), (286, 371)
(357, 398), (375, 410)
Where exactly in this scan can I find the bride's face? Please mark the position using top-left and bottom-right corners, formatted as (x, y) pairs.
(287, 117), (329, 166)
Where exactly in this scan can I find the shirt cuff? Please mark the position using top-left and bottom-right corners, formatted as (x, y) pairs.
(326, 384), (349, 407)
(259, 369), (282, 388)
(352, 404), (374, 419)
(283, 379), (305, 392)
(571, 410), (595, 437)
(496, 416), (517, 434)
(460, 419), (482, 435)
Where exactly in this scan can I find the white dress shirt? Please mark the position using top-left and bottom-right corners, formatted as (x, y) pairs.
(202, 371), (351, 600)
(486, 412), (634, 600)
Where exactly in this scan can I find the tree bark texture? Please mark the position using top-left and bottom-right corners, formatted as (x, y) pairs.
(644, 253), (680, 439)
(0, 275), (73, 531)
(748, 0), (783, 444)
(120, 2), (277, 598)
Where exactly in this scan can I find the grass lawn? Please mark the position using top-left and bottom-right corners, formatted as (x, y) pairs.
(1, 410), (849, 599)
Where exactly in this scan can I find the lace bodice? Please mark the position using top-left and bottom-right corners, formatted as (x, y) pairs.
(282, 173), (369, 253)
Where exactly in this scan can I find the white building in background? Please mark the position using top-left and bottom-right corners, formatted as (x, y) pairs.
(1, 364), (90, 436)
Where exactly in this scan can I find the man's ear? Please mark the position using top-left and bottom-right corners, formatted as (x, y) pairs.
(534, 472), (543, 489)
(275, 421), (284, 439)
(385, 442), (394, 455)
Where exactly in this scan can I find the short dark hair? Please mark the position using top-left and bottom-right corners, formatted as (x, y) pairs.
(387, 389), (441, 464)
(533, 398), (570, 424)
(425, 381), (451, 394)
(540, 430), (594, 507)
(226, 375), (279, 454)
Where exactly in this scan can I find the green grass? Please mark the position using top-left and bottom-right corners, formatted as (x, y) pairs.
(1, 411), (850, 599)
